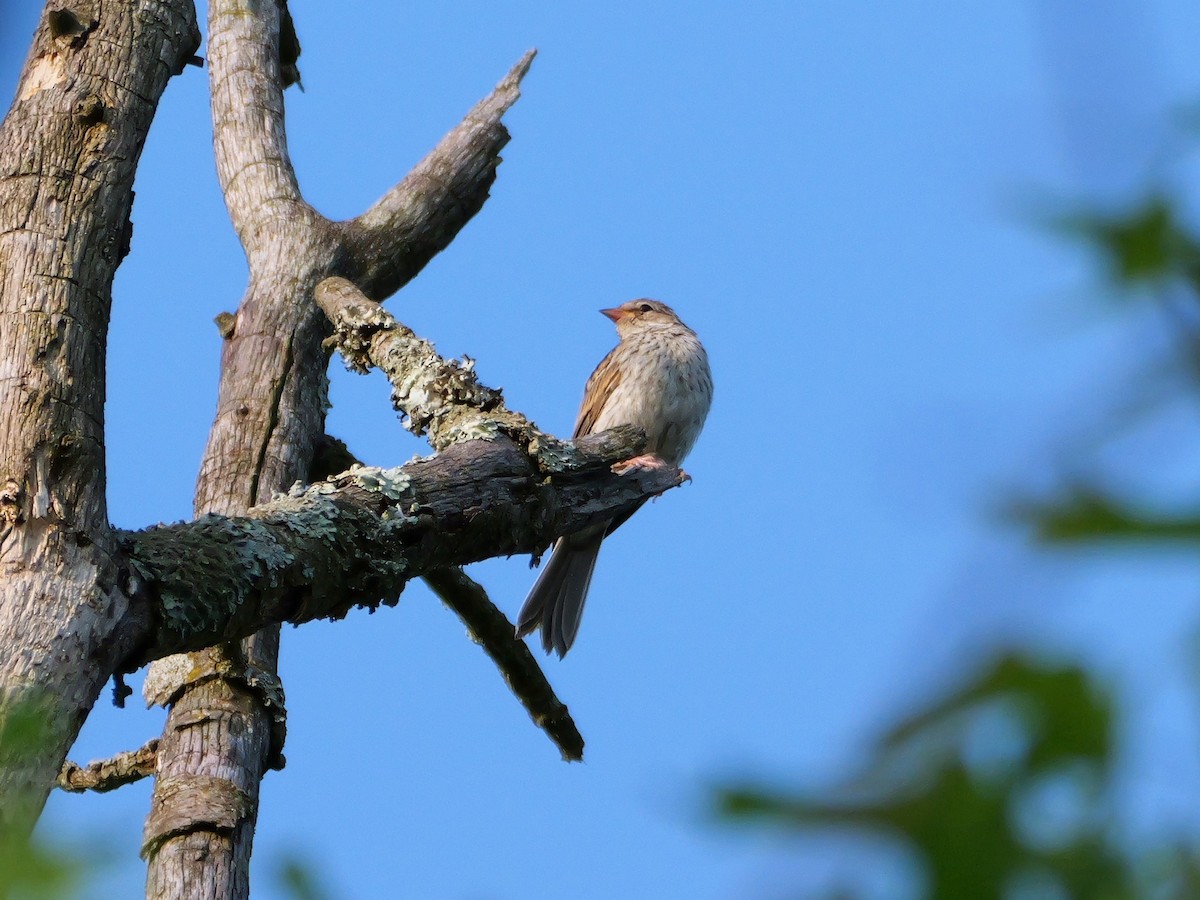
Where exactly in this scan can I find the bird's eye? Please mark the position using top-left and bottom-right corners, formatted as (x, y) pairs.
(638, 303), (653, 313)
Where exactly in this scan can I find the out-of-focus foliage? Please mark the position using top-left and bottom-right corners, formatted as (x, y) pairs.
(0, 692), (327, 898)
(0, 837), (333, 900)
(716, 655), (1200, 899)
(1024, 188), (1200, 549)
(713, 189), (1200, 897)
(0, 835), (88, 900)
(275, 854), (333, 900)
(1057, 196), (1200, 288)
(0, 696), (95, 898)
(1020, 489), (1200, 545)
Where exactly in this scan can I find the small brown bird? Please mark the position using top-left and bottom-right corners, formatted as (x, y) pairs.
(516, 299), (713, 657)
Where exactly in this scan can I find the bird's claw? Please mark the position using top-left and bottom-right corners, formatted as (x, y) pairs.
(612, 455), (691, 500)
(611, 454), (671, 475)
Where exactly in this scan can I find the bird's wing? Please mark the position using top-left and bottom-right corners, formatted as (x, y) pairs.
(573, 342), (643, 536)
(573, 345), (622, 438)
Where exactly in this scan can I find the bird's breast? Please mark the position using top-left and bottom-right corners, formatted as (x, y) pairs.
(591, 332), (711, 466)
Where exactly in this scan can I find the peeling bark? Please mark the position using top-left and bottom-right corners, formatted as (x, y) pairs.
(59, 739), (159, 793)
(0, 0), (198, 839)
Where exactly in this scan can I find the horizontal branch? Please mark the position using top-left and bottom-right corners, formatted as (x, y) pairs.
(342, 50), (536, 299)
(58, 740), (159, 793)
(120, 429), (678, 669)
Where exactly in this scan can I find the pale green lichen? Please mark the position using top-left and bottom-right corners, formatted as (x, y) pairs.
(368, 555), (408, 582)
(530, 434), (577, 473)
(260, 494), (342, 542)
(278, 465), (410, 504)
(348, 465), (410, 500)
(290, 476), (338, 497)
(125, 515), (296, 646)
(375, 517), (418, 552)
(440, 418), (503, 445)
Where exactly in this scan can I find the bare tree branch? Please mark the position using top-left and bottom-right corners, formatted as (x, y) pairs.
(0, 0), (566, 884)
(208, 0), (310, 246)
(342, 51), (537, 300)
(317, 276), (616, 476)
(307, 433), (585, 760)
(317, 275), (534, 450)
(145, 3), (539, 892)
(121, 428), (673, 668)
(144, 1), (325, 888)
(316, 276), (610, 760)
(59, 740), (159, 794)
(425, 568), (585, 761)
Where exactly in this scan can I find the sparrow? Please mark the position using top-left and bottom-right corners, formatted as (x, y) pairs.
(515, 299), (713, 657)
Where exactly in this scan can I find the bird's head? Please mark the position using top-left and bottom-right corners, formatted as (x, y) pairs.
(600, 299), (682, 336)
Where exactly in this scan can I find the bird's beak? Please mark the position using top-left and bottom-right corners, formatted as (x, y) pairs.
(600, 307), (623, 322)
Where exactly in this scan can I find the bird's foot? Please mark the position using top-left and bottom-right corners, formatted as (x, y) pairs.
(611, 454), (671, 476)
(612, 455), (691, 496)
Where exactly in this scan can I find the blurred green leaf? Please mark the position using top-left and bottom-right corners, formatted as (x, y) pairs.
(276, 854), (331, 900)
(0, 835), (87, 900)
(881, 656), (1110, 769)
(1058, 196), (1200, 286)
(1016, 489), (1200, 545)
(711, 656), (1200, 899)
(0, 693), (55, 762)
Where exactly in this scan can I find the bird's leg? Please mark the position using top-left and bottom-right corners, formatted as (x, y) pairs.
(612, 455), (690, 500)
(611, 454), (674, 476)
(611, 453), (668, 475)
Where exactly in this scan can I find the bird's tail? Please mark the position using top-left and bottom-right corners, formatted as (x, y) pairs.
(515, 533), (603, 658)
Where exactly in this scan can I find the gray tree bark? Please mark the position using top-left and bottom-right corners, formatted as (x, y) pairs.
(0, 2), (686, 896)
(0, 0), (200, 840)
(140, 2), (540, 893)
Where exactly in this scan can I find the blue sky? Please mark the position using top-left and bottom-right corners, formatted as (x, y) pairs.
(6, 1), (1200, 897)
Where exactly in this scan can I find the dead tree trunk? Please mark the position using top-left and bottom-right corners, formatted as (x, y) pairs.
(0, 0), (200, 839)
(0, 3), (685, 895)
(141, 4), (536, 889)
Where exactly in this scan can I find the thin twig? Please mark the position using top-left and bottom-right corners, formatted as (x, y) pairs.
(317, 435), (585, 758)
(424, 568), (584, 761)
(58, 739), (159, 793)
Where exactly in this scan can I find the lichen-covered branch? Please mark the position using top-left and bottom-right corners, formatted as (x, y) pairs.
(317, 276), (615, 477)
(317, 276), (533, 450)
(312, 433), (585, 759)
(342, 51), (536, 300)
(59, 740), (159, 794)
(424, 568), (584, 761)
(122, 430), (674, 668)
